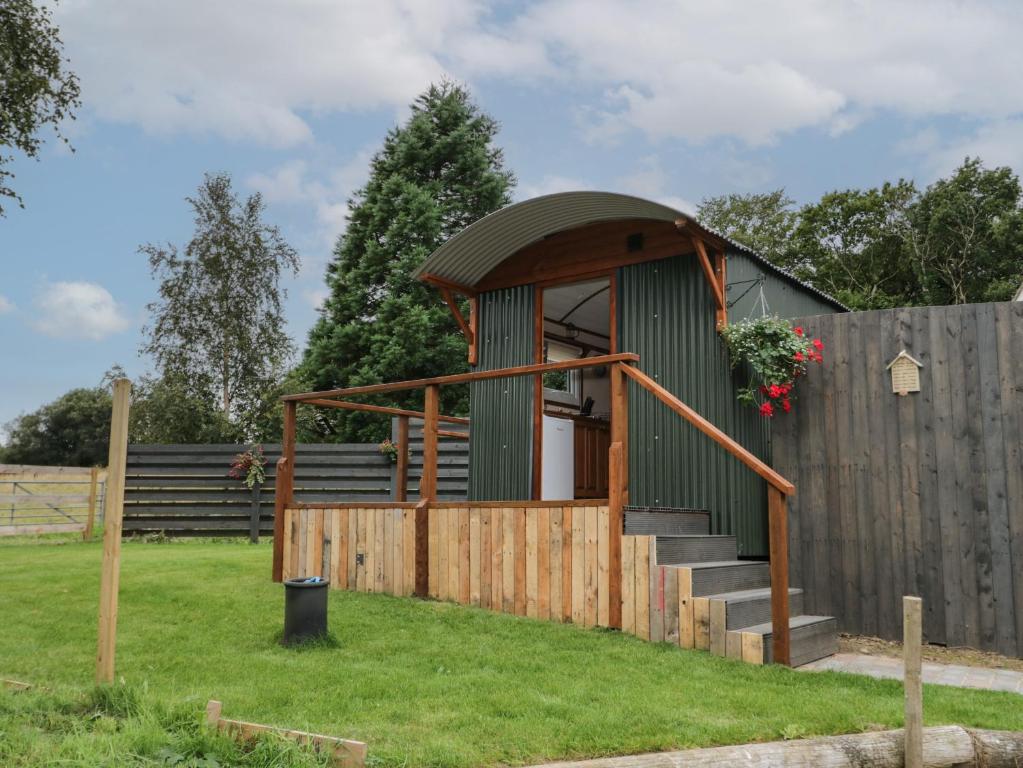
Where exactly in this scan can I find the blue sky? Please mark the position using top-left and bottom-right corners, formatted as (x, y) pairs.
(2, 0), (1022, 431)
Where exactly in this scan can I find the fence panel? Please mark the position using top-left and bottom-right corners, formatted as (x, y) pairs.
(124, 439), (469, 538)
(0, 466), (107, 537)
(772, 301), (1023, 657)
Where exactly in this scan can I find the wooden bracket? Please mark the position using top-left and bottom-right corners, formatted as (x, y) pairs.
(423, 273), (478, 366)
(691, 236), (726, 328)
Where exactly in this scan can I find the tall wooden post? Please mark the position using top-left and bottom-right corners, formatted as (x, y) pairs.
(95, 378), (130, 685)
(395, 415), (410, 502)
(904, 596), (923, 768)
(420, 386), (439, 501)
(272, 401), (296, 582)
(768, 486), (791, 666)
(84, 466), (99, 541)
(608, 362), (628, 629)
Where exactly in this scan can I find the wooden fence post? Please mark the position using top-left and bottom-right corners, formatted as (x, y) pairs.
(84, 466), (99, 541)
(395, 415), (409, 502)
(608, 361), (629, 630)
(272, 401), (297, 582)
(420, 386), (439, 501)
(96, 378), (130, 685)
(768, 486), (791, 666)
(904, 595), (923, 768)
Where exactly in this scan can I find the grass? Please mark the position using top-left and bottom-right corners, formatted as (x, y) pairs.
(2, 536), (1022, 767)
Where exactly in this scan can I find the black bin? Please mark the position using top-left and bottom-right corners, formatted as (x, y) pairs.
(282, 577), (328, 645)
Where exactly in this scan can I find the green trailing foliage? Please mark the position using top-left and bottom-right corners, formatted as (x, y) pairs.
(301, 81), (514, 443)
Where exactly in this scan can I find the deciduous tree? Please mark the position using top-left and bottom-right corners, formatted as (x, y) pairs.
(0, 0), (80, 214)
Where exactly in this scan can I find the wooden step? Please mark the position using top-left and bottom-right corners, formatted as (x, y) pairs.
(623, 506), (710, 536)
(678, 560), (771, 597)
(655, 535), (737, 565)
(726, 615), (838, 667)
(703, 587), (804, 655)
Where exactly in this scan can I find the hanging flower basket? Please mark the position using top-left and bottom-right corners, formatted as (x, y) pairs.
(719, 316), (824, 417)
(229, 445), (266, 488)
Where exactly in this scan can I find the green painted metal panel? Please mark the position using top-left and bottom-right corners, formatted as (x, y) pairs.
(468, 285), (534, 500)
(620, 255), (773, 556)
(727, 250), (839, 320)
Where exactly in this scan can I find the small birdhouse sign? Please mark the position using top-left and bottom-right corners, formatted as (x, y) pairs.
(886, 350), (922, 395)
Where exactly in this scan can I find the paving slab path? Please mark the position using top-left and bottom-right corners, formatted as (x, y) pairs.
(799, 652), (1023, 694)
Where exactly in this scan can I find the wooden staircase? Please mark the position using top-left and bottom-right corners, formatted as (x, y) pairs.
(625, 506), (837, 666)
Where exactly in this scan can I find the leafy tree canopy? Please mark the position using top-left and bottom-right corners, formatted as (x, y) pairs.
(697, 190), (797, 267)
(302, 81), (514, 442)
(140, 172), (300, 440)
(0, 0), (80, 214)
(1, 385), (111, 466)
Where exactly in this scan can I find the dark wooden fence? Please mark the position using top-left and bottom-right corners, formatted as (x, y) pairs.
(125, 427), (468, 539)
(773, 301), (1023, 657)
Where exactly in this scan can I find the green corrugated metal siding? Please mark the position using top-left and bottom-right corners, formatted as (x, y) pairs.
(620, 255), (772, 556)
(468, 285), (534, 500)
(727, 251), (839, 320)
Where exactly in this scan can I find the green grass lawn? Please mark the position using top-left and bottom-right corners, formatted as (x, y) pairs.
(2, 537), (1021, 767)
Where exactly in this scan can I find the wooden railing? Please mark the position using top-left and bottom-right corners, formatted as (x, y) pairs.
(274, 352), (795, 664)
(619, 364), (795, 666)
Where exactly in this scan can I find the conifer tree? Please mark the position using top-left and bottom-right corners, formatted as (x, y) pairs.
(302, 82), (514, 442)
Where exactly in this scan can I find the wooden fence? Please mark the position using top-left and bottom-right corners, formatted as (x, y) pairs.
(282, 504), (708, 651)
(773, 301), (1023, 657)
(125, 439), (468, 538)
(0, 465), (106, 537)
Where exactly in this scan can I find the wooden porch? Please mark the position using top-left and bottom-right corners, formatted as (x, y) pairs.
(272, 353), (798, 664)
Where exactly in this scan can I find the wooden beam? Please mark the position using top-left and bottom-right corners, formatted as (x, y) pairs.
(439, 287), (473, 343)
(96, 378), (130, 685)
(420, 385), (439, 501)
(283, 353), (640, 401)
(714, 249), (727, 328)
(768, 486), (791, 667)
(692, 236), (725, 312)
(436, 429), (469, 439)
(395, 416), (409, 503)
(272, 401), (296, 583)
(468, 296), (479, 366)
(414, 499), (430, 596)
(608, 441), (624, 630)
(904, 596), (924, 768)
(419, 273), (477, 297)
(206, 700), (366, 767)
(620, 364), (795, 495)
(532, 285), (544, 501)
(302, 398), (469, 425)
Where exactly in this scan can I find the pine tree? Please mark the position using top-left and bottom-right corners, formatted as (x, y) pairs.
(302, 82), (514, 442)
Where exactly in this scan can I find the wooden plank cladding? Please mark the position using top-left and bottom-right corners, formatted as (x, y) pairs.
(773, 301), (1023, 658)
(283, 504), (616, 629)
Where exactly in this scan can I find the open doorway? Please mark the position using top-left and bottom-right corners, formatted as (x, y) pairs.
(539, 278), (612, 499)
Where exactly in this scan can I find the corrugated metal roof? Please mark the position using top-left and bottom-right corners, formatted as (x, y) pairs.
(415, 190), (847, 310)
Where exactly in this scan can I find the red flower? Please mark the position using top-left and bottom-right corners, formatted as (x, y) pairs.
(813, 338), (823, 351)
(794, 326), (804, 337)
(759, 385), (769, 395)
(794, 351), (805, 362)
(768, 384), (782, 399)
(779, 383), (791, 395)
(781, 398), (791, 413)
(759, 402), (775, 417)
(815, 352), (824, 363)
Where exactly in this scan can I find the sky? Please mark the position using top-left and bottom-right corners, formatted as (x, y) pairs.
(2, 0), (1023, 431)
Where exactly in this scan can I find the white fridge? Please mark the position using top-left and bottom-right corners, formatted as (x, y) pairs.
(541, 415), (574, 500)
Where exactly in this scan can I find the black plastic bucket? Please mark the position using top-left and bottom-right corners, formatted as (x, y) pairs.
(282, 577), (328, 646)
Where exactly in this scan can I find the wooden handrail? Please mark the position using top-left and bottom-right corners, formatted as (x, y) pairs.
(619, 362), (794, 665)
(619, 364), (795, 495)
(302, 398), (469, 425)
(282, 353), (640, 401)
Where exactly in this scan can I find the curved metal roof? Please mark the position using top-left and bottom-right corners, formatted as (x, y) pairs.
(415, 190), (846, 309)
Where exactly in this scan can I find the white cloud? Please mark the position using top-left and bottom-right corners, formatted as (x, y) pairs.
(515, 174), (590, 201)
(905, 119), (1023, 180)
(616, 158), (696, 214)
(33, 281), (130, 340)
(0, 295), (14, 314)
(303, 288), (330, 310)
